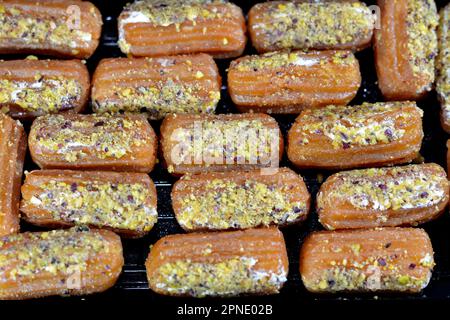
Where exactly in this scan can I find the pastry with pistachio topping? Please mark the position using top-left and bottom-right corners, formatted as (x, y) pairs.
(20, 170), (158, 238)
(146, 228), (288, 297)
(92, 54), (221, 120)
(300, 228), (435, 293)
(172, 168), (310, 231)
(29, 114), (157, 173)
(248, 1), (375, 53)
(287, 101), (424, 170)
(374, 0), (438, 100)
(0, 59), (90, 119)
(0, 227), (123, 300)
(160, 113), (283, 176)
(118, 0), (246, 58)
(0, 113), (26, 237)
(228, 50), (361, 113)
(437, 3), (450, 133)
(317, 164), (449, 230)
(0, 0), (102, 59)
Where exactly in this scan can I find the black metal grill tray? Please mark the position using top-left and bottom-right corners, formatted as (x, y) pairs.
(11, 0), (450, 306)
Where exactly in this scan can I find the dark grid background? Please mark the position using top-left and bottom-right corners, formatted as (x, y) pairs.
(5, 0), (450, 309)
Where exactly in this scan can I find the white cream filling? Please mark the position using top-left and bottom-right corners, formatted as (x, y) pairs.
(292, 57), (319, 67)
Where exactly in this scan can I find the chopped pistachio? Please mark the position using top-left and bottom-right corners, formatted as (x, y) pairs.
(0, 7), (92, 48)
(177, 179), (306, 229)
(172, 119), (279, 166)
(254, 2), (375, 50)
(234, 50), (355, 72)
(94, 77), (219, 120)
(0, 228), (106, 280)
(436, 4), (450, 123)
(306, 267), (430, 292)
(32, 115), (150, 162)
(329, 166), (446, 211)
(153, 256), (286, 297)
(406, 0), (438, 86)
(32, 180), (157, 232)
(0, 78), (81, 113)
(297, 102), (421, 149)
(121, 0), (228, 28)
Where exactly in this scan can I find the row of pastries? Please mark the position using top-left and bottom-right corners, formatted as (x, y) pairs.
(0, 0), (448, 299)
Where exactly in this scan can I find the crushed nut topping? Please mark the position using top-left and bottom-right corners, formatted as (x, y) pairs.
(234, 50), (354, 72)
(170, 119), (279, 166)
(0, 228), (106, 280)
(121, 0), (228, 27)
(296, 102), (421, 149)
(30, 180), (157, 232)
(32, 115), (150, 162)
(153, 256), (286, 297)
(0, 6), (92, 48)
(0, 78), (81, 113)
(406, 0), (438, 86)
(253, 2), (375, 50)
(94, 78), (219, 120)
(177, 179), (306, 229)
(328, 166), (447, 211)
(308, 266), (431, 292)
(437, 4), (450, 122)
